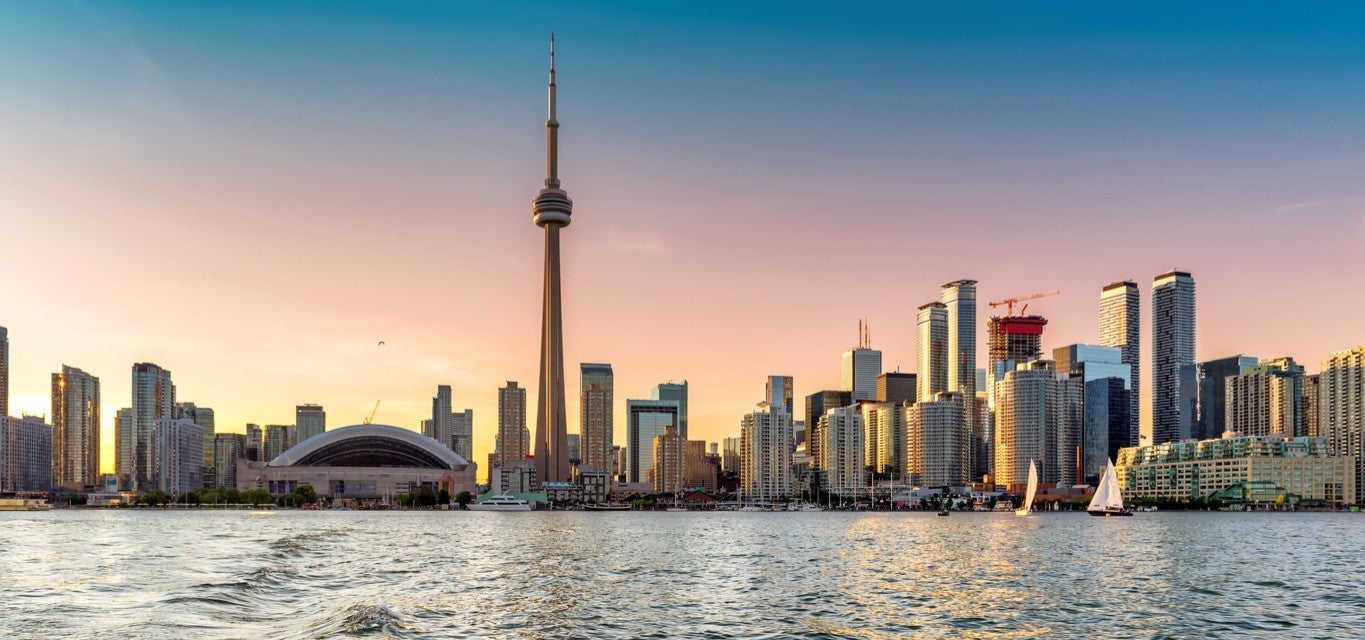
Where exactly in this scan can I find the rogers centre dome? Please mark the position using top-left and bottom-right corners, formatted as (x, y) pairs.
(237, 424), (477, 501)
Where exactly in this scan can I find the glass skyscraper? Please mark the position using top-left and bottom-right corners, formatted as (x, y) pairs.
(1151, 270), (1195, 445)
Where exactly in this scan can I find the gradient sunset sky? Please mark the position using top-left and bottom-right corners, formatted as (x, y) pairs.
(3, 2), (1363, 478)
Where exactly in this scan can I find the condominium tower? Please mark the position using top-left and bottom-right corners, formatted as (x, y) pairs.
(740, 405), (793, 502)
(1320, 346), (1365, 495)
(497, 381), (530, 469)
(0, 326), (7, 418)
(51, 365), (101, 489)
(652, 381), (689, 439)
(296, 404), (326, 442)
(1152, 270), (1196, 445)
(580, 363), (614, 474)
(127, 363), (174, 491)
(916, 302), (948, 402)
(1099, 281), (1140, 451)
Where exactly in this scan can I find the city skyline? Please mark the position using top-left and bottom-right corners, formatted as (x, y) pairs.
(4, 4), (1365, 477)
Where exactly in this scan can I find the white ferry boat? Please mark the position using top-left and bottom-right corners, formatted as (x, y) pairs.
(469, 495), (533, 511)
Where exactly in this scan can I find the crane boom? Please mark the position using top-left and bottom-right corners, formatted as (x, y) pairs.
(364, 400), (381, 425)
(988, 290), (1061, 316)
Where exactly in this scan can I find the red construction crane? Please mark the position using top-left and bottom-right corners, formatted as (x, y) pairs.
(988, 290), (1060, 316)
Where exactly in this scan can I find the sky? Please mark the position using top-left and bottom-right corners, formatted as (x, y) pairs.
(2, 2), (1364, 480)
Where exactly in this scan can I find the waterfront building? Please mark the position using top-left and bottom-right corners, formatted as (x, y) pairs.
(1116, 434), (1355, 507)
(0, 326), (7, 418)
(993, 361), (1083, 489)
(816, 405), (864, 497)
(741, 404), (793, 502)
(1178, 355), (1258, 442)
(579, 363), (614, 474)
(906, 393), (967, 487)
(1320, 346), (1365, 497)
(916, 302), (948, 402)
(264, 424), (291, 462)
(1099, 281), (1141, 453)
(213, 433), (245, 490)
(237, 424), (476, 499)
(175, 402), (215, 486)
(114, 408), (132, 486)
(1304, 374), (1321, 438)
(296, 404), (325, 442)
(1226, 358), (1304, 438)
(804, 390), (852, 470)
(683, 440), (717, 491)
(1152, 270), (1196, 445)
(842, 346), (882, 403)
(128, 363), (174, 491)
(861, 401), (906, 477)
(497, 381), (530, 470)
(0, 416), (53, 493)
(51, 365), (100, 489)
(578, 469), (609, 504)
(626, 399), (679, 483)
(651, 426), (685, 494)
(942, 280), (978, 451)
(1053, 344), (1132, 484)
(765, 375), (795, 420)
(245, 424), (263, 462)
(876, 372), (916, 405)
(985, 313), (1048, 477)
(152, 418), (203, 496)
(652, 381), (689, 439)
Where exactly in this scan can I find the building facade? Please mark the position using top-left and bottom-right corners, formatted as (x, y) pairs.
(652, 381), (690, 439)
(1152, 270), (1196, 445)
(876, 372), (916, 405)
(296, 404), (326, 442)
(862, 401), (906, 477)
(1053, 344), (1132, 484)
(128, 362), (174, 491)
(580, 363), (614, 474)
(1178, 355), (1257, 442)
(1117, 435), (1355, 507)
(651, 426), (685, 493)
(804, 389), (852, 471)
(0, 327), (7, 418)
(765, 375), (795, 419)
(816, 405), (864, 497)
(626, 399), (679, 483)
(842, 348), (882, 402)
(213, 433), (245, 490)
(740, 407), (793, 502)
(906, 393), (967, 487)
(941, 280), (978, 449)
(1226, 359), (1303, 438)
(497, 381), (530, 470)
(916, 302), (948, 404)
(1320, 346), (1365, 498)
(0, 416), (53, 493)
(51, 365), (100, 489)
(1099, 281), (1140, 454)
(152, 418), (203, 496)
(993, 361), (1082, 489)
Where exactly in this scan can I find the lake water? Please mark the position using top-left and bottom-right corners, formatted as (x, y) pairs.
(1, 510), (1361, 639)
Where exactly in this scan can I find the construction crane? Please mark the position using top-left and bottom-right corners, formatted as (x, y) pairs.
(988, 290), (1060, 316)
(364, 400), (381, 425)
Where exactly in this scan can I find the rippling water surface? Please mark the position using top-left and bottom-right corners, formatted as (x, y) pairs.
(1, 510), (1361, 639)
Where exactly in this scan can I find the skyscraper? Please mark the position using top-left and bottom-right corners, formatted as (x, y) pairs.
(1320, 346), (1364, 494)
(916, 302), (948, 402)
(0, 416), (52, 493)
(1178, 355), (1257, 441)
(1152, 270), (1196, 445)
(765, 375), (795, 419)
(815, 405), (864, 497)
(1053, 344), (1131, 484)
(152, 418), (203, 496)
(175, 402), (215, 483)
(245, 423), (263, 462)
(1304, 374), (1322, 437)
(804, 389), (852, 473)
(905, 392), (967, 487)
(941, 280), (978, 418)
(626, 399), (679, 483)
(0, 326), (8, 418)
(114, 408), (132, 488)
(740, 405), (793, 502)
(1226, 359), (1302, 437)
(51, 365), (100, 489)
(994, 361), (1083, 488)
(1099, 281), (1140, 452)
(532, 36), (574, 485)
(651, 426), (685, 493)
(652, 381), (689, 439)
(130, 363), (174, 491)
(497, 381), (529, 469)
(580, 363), (614, 474)
(212, 432), (245, 490)
(876, 372), (916, 405)
(428, 385), (473, 461)
(296, 404), (326, 442)
(842, 324), (882, 402)
(264, 424), (290, 462)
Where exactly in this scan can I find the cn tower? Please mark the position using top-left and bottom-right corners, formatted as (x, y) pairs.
(531, 34), (572, 485)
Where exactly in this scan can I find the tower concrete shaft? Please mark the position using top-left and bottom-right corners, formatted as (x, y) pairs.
(532, 34), (573, 484)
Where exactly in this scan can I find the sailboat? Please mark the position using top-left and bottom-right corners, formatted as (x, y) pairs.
(1015, 459), (1038, 516)
(1087, 458), (1133, 517)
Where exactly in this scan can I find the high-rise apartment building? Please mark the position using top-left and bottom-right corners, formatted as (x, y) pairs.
(51, 365), (100, 489)
(721, 436), (742, 474)
(263, 424), (290, 462)
(245, 424), (263, 462)
(905, 392), (968, 487)
(152, 418), (203, 496)
(0, 326), (8, 418)
(1099, 281), (1140, 453)
(816, 405), (864, 497)
(175, 402), (215, 484)
(941, 280), (977, 428)
(765, 375), (795, 419)
(295, 404), (325, 442)
(129, 363), (174, 491)
(1304, 374), (1321, 438)
(740, 406), (793, 502)
(1226, 358), (1304, 437)
(212, 433), (245, 490)
(842, 347), (882, 403)
(985, 314), (1048, 462)
(651, 426), (685, 493)
(916, 302), (948, 402)
(861, 402), (906, 476)
(567, 433), (580, 465)
(580, 363), (614, 474)
(1178, 355), (1257, 442)
(1152, 270), (1196, 445)
(626, 399), (679, 483)
(683, 440), (716, 491)
(1054, 344), (1132, 484)
(497, 381), (530, 469)
(876, 372), (916, 405)
(1320, 346), (1365, 494)
(114, 408), (132, 487)
(994, 361), (1083, 488)
(428, 385), (473, 461)
(652, 382), (689, 439)
(804, 390), (852, 472)
(1, 416), (53, 493)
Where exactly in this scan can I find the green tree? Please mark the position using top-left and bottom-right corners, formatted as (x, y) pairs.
(242, 488), (271, 506)
(141, 490), (170, 507)
(455, 491), (473, 509)
(438, 489), (451, 506)
(294, 484), (318, 505)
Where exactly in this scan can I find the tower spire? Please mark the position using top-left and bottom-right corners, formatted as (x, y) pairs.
(545, 32), (560, 189)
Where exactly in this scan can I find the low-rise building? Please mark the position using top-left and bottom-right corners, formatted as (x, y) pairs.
(1116, 434), (1355, 507)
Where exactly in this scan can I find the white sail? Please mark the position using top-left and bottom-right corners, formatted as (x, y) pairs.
(1016, 460), (1038, 516)
(1088, 458), (1125, 512)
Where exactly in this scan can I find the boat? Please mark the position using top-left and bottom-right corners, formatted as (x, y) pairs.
(790, 501), (824, 512)
(0, 497), (51, 511)
(1016, 459), (1038, 517)
(468, 494), (532, 511)
(583, 503), (631, 511)
(1087, 458), (1133, 517)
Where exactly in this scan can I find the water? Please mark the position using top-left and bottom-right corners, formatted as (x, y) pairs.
(1, 510), (1361, 639)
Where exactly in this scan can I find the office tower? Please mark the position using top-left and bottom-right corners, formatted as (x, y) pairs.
(0, 326), (7, 417)
(1321, 346), (1365, 495)
(114, 408), (132, 488)
(51, 365), (100, 489)
(861, 402), (906, 477)
(245, 424), (263, 462)
(1225, 358), (1305, 438)
(905, 392), (967, 487)
(994, 361), (1083, 488)
(1054, 344), (1132, 484)
(651, 426), (685, 493)
(580, 363), (614, 474)
(1178, 355), (1258, 441)
(263, 424), (290, 462)
(722, 436), (742, 474)
(1304, 374), (1321, 437)
(684, 440), (717, 491)
(0, 416), (53, 492)
(804, 390), (852, 472)
(876, 372), (916, 405)
(815, 405), (864, 497)
(175, 402), (215, 484)
(1152, 270), (1196, 445)
(151, 418), (203, 496)
(1099, 281), (1141, 453)
(626, 399), (679, 483)
(941, 280), (978, 423)
(531, 36), (574, 485)
(497, 381), (529, 469)
(428, 385), (474, 461)
(740, 405), (793, 502)
(213, 433), (245, 489)
(916, 302), (948, 402)
(765, 375), (795, 419)
(652, 381), (689, 438)
(296, 404), (325, 442)
(842, 332), (882, 402)
(130, 363), (174, 491)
